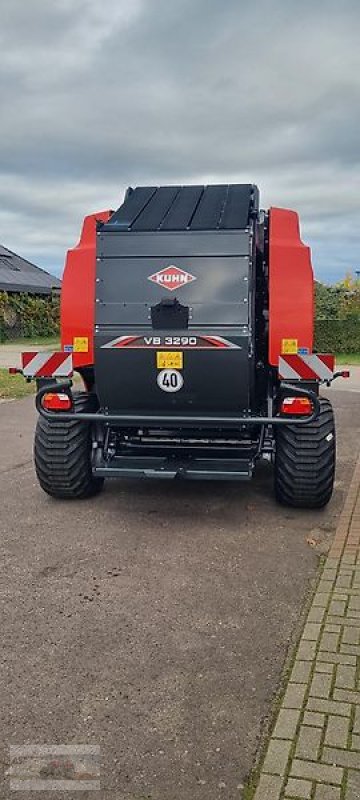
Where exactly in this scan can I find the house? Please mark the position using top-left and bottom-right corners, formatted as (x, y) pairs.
(0, 244), (61, 295)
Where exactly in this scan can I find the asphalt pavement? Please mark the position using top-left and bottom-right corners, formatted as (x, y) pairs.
(0, 389), (359, 800)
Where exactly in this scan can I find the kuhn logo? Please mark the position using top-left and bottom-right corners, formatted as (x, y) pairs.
(148, 265), (196, 292)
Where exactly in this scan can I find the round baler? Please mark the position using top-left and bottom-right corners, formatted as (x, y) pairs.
(18, 184), (344, 507)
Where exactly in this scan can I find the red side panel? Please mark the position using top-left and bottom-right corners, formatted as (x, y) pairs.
(60, 210), (111, 368)
(268, 207), (314, 367)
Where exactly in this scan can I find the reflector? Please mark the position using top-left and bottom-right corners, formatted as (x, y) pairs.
(42, 393), (72, 411)
(280, 397), (313, 415)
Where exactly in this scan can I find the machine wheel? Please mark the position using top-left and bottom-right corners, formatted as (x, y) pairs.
(274, 398), (335, 509)
(34, 392), (104, 499)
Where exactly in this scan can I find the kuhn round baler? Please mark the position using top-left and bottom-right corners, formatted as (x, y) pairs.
(17, 184), (347, 506)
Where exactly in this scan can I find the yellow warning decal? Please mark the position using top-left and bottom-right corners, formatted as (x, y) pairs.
(156, 351), (183, 369)
(281, 338), (298, 355)
(73, 336), (89, 353)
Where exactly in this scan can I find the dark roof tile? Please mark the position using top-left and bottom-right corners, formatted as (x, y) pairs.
(0, 245), (61, 294)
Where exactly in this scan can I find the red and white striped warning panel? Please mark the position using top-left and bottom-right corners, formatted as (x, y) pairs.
(278, 353), (335, 381)
(21, 352), (73, 378)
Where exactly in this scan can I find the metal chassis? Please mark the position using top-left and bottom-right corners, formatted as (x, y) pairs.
(33, 380), (322, 481)
(35, 380), (320, 427)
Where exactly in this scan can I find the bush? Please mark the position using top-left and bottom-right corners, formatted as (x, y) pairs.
(315, 318), (360, 354)
(0, 291), (60, 342)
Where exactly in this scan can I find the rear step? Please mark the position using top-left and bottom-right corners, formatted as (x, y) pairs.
(93, 455), (254, 480)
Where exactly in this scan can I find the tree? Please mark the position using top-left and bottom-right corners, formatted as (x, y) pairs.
(337, 273), (360, 319)
(314, 281), (343, 319)
(315, 274), (360, 319)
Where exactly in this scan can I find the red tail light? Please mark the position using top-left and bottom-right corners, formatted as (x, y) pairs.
(42, 393), (72, 411)
(280, 397), (313, 415)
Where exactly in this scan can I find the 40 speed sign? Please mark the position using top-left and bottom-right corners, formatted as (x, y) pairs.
(157, 369), (184, 393)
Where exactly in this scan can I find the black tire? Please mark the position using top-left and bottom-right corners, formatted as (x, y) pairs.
(34, 392), (104, 499)
(274, 397), (335, 509)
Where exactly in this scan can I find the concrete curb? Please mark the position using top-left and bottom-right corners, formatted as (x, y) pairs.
(254, 452), (360, 800)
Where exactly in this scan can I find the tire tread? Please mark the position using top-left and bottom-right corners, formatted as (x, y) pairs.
(274, 397), (336, 508)
(34, 392), (104, 499)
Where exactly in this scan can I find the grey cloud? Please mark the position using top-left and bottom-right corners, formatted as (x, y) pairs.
(0, 0), (359, 282)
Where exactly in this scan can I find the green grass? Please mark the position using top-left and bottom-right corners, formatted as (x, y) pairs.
(335, 353), (360, 365)
(0, 368), (35, 399)
(0, 336), (60, 347)
(0, 369), (81, 400)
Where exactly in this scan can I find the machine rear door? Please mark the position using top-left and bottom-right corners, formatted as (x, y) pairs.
(95, 230), (253, 414)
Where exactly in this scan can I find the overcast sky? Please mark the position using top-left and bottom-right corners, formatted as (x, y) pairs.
(1, 0), (359, 283)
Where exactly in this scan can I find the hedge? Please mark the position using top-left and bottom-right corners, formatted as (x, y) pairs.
(0, 291), (358, 353)
(0, 291), (60, 342)
(315, 318), (360, 354)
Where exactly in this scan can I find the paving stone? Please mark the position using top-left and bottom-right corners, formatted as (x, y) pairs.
(343, 554), (357, 565)
(329, 599), (347, 615)
(327, 558), (341, 567)
(341, 644), (360, 655)
(323, 745), (360, 768)
(309, 672), (332, 699)
(262, 739), (292, 776)
(302, 622), (322, 641)
(295, 725), (322, 760)
(325, 624), (342, 634)
(335, 663), (356, 689)
(290, 661), (313, 683)
(354, 708), (360, 734)
(314, 786), (341, 800)
(285, 776), (312, 798)
(290, 758), (343, 784)
(302, 711), (325, 727)
(347, 770), (360, 800)
(329, 617), (360, 629)
(336, 617), (360, 627)
(308, 606), (326, 623)
(317, 653), (357, 666)
(315, 662), (334, 674)
(336, 573), (353, 588)
(254, 773), (283, 800)
(323, 568), (337, 582)
(346, 610), (360, 620)
(297, 640), (318, 660)
(342, 627), (360, 644)
(333, 688), (360, 704)
(306, 697), (351, 717)
(273, 709), (300, 739)
(319, 632), (340, 652)
(313, 592), (331, 608)
(338, 566), (356, 574)
(254, 467), (360, 800)
(318, 580), (336, 593)
(325, 714), (350, 748)
(282, 683), (307, 709)
(349, 595), (360, 611)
